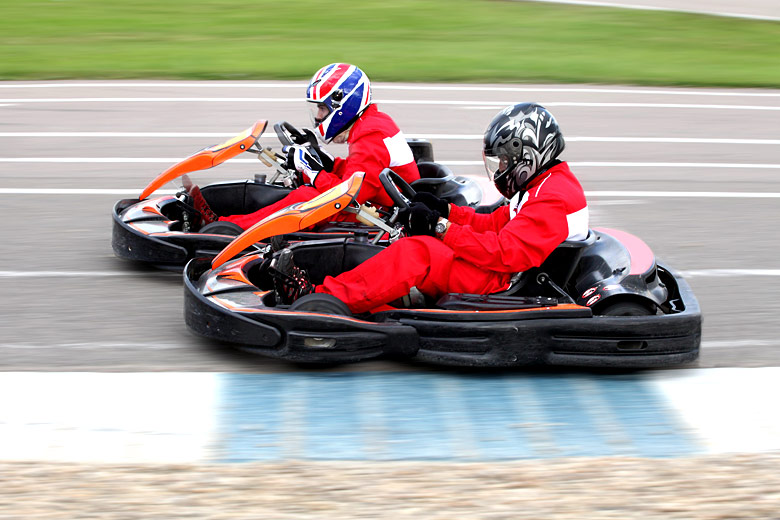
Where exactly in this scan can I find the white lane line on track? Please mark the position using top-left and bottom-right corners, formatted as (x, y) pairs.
(2, 98), (780, 111)
(2, 269), (779, 278)
(516, 0), (780, 22)
(3, 188), (780, 198)
(3, 158), (780, 170)
(653, 369), (780, 454)
(3, 133), (780, 146)
(701, 340), (780, 349)
(679, 269), (780, 277)
(2, 83), (780, 98)
(462, 102), (780, 111)
(0, 342), (187, 350)
(0, 270), (178, 278)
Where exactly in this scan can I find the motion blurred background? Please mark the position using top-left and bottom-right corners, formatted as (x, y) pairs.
(1, 0), (778, 86)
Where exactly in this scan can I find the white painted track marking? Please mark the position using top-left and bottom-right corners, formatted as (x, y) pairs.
(0, 373), (218, 463)
(3, 83), (780, 98)
(653, 368), (780, 453)
(3, 158), (780, 170)
(516, 0), (780, 22)
(3, 188), (780, 198)
(2, 98), (780, 111)
(2, 132), (780, 145)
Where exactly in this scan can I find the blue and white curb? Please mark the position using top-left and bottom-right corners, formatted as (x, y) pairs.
(1, 369), (778, 463)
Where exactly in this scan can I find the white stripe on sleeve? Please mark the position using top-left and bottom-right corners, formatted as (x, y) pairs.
(566, 206), (589, 240)
(383, 132), (415, 167)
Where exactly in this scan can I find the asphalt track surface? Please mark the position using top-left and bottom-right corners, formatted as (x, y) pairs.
(1, 81), (780, 372)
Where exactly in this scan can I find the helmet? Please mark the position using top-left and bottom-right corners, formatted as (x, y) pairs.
(482, 103), (565, 199)
(306, 63), (372, 143)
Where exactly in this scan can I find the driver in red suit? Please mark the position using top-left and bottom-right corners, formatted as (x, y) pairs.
(192, 63), (420, 230)
(276, 103), (589, 314)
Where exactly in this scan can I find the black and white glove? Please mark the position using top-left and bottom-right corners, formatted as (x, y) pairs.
(311, 144), (335, 172)
(297, 128), (335, 171)
(284, 145), (324, 186)
(412, 192), (450, 217)
(399, 202), (440, 237)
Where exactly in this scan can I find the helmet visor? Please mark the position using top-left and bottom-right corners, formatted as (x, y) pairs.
(308, 101), (333, 126)
(482, 151), (511, 181)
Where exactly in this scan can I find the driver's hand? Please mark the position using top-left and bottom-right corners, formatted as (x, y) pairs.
(312, 144), (335, 172)
(298, 128), (335, 172)
(399, 202), (440, 237)
(284, 145), (324, 186)
(412, 192), (450, 217)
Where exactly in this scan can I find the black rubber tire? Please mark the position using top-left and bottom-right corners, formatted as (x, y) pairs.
(289, 293), (352, 316)
(199, 221), (244, 236)
(596, 300), (655, 316)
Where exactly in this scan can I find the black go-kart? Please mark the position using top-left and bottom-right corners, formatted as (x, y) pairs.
(183, 170), (701, 368)
(112, 120), (483, 270)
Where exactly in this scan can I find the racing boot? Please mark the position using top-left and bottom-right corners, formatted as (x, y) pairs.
(189, 185), (218, 225)
(271, 248), (314, 305)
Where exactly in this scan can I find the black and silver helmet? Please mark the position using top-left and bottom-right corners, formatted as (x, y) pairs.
(482, 103), (565, 199)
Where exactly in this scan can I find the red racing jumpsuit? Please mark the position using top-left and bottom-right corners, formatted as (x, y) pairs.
(220, 104), (420, 229)
(316, 161), (589, 314)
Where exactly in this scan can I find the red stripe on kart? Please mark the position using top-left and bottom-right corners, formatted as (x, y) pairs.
(595, 227), (655, 275)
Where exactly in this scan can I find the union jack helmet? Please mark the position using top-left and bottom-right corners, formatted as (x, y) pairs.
(306, 63), (372, 142)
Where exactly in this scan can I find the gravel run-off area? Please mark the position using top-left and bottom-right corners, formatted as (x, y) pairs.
(1, 454), (779, 519)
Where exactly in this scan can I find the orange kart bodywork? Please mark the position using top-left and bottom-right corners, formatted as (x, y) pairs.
(212, 173), (365, 269)
(139, 120), (268, 200)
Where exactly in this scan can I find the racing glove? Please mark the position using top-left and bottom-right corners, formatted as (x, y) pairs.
(399, 202), (440, 237)
(285, 145), (324, 186)
(310, 143), (335, 172)
(412, 192), (450, 217)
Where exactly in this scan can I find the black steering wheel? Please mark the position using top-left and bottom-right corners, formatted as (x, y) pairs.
(378, 168), (417, 209)
(273, 121), (318, 148)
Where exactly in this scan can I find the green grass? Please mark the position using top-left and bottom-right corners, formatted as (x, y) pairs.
(1, 0), (778, 87)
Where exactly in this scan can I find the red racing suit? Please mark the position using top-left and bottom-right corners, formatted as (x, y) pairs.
(317, 161), (589, 314)
(220, 104), (420, 229)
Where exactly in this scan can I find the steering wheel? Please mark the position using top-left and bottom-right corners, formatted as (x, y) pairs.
(378, 168), (417, 209)
(273, 121), (318, 148)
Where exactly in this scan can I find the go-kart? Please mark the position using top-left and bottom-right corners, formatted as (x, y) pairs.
(112, 120), (483, 269)
(183, 170), (701, 368)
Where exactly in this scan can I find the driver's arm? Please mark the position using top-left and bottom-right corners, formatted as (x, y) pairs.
(448, 203), (510, 234)
(312, 132), (392, 206)
(444, 196), (569, 273)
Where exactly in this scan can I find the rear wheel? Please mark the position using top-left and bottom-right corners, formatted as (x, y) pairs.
(596, 300), (655, 316)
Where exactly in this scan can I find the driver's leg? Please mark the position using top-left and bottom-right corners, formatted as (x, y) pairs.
(316, 236), (510, 314)
(219, 186), (320, 230)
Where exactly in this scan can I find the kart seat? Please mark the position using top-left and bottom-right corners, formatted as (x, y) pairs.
(495, 230), (597, 298)
(435, 231), (597, 310)
(411, 162), (455, 195)
(412, 162), (482, 207)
